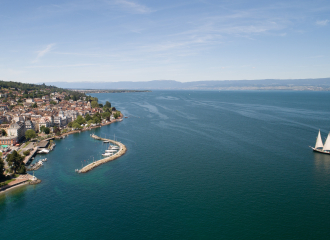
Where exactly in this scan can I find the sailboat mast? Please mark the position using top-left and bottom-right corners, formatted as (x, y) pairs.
(322, 132), (330, 152)
(315, 130), (324, 149)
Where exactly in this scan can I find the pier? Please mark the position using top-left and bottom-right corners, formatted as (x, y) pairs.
(26, 160), (44, 171)
(78, 134), (127, 173)
(23, 147), (38, 165)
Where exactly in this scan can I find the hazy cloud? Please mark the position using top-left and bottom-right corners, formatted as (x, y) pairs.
(316, 19), (329, 26)
(26, 63), (97, 68)
(33, 43), (55, 63)
(114, 0), (152, 13)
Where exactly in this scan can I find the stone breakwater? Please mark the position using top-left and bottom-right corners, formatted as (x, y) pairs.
(78, 135), (127, 173)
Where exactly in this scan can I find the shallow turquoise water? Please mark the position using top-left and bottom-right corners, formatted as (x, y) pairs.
(1, 91), (330, 239)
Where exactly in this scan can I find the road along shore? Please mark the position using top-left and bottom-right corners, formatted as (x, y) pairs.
(78, 135), (127, 173)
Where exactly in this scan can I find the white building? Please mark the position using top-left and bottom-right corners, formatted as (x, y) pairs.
(7, 122), (26, 141)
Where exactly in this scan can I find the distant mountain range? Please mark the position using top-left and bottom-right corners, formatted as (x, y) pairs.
(48, 78), (330, 91)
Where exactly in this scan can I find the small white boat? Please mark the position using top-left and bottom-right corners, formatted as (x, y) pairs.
(102, 153), (113, 157)
(105, 149), (117, 153)
(103, 141), (110, 143)
(42, 158), (47, 162)
(38, 149), (50, 154)
(109, 145), (119, 149)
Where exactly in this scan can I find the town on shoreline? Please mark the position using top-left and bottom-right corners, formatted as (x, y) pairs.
(0, 81), (124, 192)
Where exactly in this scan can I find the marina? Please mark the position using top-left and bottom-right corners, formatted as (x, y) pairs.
(77, 134), (127, 173)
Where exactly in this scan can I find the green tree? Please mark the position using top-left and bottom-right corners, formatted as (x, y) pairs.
(104, 101), (111, 108)
(68, 122), (73, 128)
(32, 102), (38, 108)
(1, 129), (7, 136)
(102, 112), (111, 120)
(17, 165), (26, 174)
(91, 101), (99, 108)
(23, 150), (31, 156)
(72, 122), (82, 129)
(40, 126), (45, 133)
(114, 111), (121, 119)
(53, 126), (61, 136)
(76, 115), (86, 125)
(85, 113), (92, 121)
(0, 158), (4, 179)
(44, 127), (50, 134)
(25, 129), (36, 140)
(92, 112), (101, 123)
(50, 100), (57, 105)
(7, 151), (25, 174)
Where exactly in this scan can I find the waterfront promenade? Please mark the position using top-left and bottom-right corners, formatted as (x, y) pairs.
(78, 135), (127, 173)
(0, 174), (36, 193)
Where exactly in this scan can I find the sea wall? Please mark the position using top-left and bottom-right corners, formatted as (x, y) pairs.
(78, 135), (127, 173)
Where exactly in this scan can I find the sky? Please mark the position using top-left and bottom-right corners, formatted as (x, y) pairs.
(0, 0), (330, 83)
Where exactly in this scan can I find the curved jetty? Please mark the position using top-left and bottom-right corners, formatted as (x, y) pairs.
(78, 134), (127, 173)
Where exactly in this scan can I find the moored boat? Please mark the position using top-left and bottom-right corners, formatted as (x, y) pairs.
(102, 152), (113, 157)
(109, 145), (119, 150)
(38, 149), (50, 154)
(105, 149), (117, 153)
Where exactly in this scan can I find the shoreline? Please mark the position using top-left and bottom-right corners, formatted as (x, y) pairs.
(55, 115), (123, 139)
(78, 135), (127, 173)
(1, 116), (125, 193)
(0, 181), (29, 194)
(0, 174), (37, 194)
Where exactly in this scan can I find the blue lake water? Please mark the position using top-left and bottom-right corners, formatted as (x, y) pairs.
(1, 91), (330, 239)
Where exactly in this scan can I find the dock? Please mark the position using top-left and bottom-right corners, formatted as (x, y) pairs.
(23, 147), (38, 165)
(78, 134), (127, 173)
(26, 160), (44, 171)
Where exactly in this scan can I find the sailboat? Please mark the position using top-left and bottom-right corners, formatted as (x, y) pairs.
(311, 130), (330, 154)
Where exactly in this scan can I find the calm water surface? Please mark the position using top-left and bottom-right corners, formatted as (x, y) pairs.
(1, 91), (330, 239)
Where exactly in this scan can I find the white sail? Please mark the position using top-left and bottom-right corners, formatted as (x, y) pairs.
(322, 132), (330, 151)
(315, 130), (324, 149)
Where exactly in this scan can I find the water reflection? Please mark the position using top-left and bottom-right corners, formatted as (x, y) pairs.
(314, 152), (330, 174)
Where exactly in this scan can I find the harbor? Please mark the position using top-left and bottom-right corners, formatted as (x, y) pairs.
(77, 134), (127, 173)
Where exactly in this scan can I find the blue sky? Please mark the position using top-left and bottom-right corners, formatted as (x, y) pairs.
(0, 0), (329, 83)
